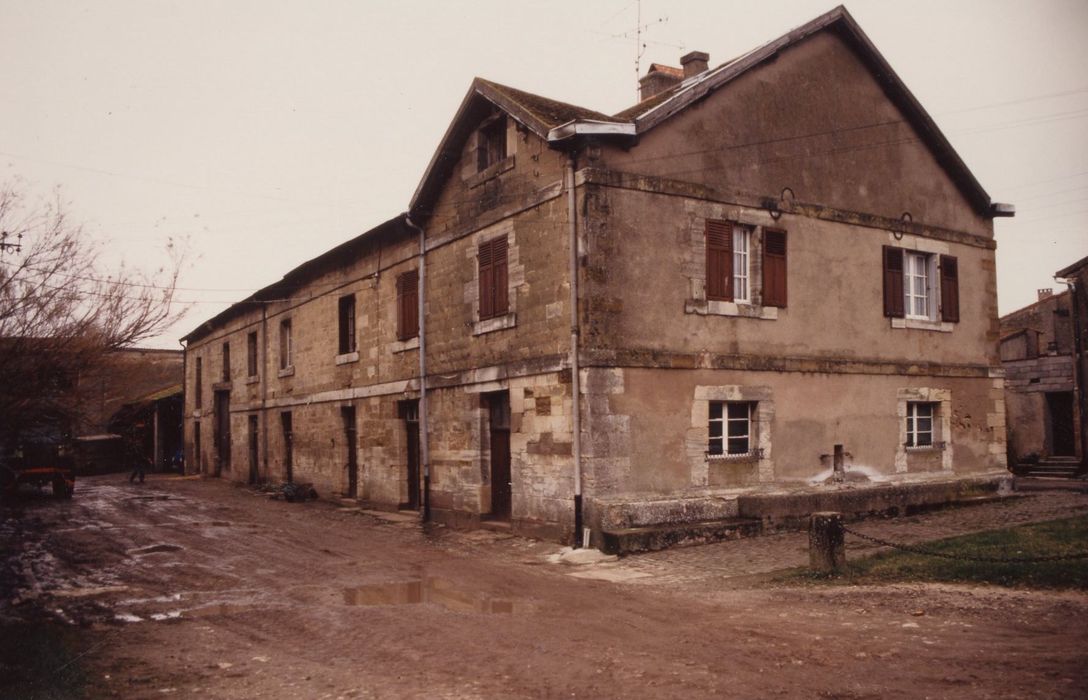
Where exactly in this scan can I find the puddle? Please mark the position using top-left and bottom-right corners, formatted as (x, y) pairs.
(342, 578), (535, 614)
(128, 544), (183, 555)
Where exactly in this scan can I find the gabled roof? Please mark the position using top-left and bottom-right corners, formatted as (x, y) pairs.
(182, 214), (411, 343)
(1056, 254), (1088, 278)
(410, 4), (1008, 220)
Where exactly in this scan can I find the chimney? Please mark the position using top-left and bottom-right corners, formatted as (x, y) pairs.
(638, 63), (683, 101)
(680, 51), (709, 79)
(1038, 288), (1053, 301)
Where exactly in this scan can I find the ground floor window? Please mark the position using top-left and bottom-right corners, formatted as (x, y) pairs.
(709, 401), (755, 456)
(906, 401), (937, 448)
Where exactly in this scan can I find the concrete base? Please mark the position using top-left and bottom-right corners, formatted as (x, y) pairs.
(595, 472), (1013, 555)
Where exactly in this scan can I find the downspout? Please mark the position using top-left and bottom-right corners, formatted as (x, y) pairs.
(179, 338), (187, 475)
(260, 304), (269, 482)
(565, 153), (584, 547)
(405, 213), (430, 521)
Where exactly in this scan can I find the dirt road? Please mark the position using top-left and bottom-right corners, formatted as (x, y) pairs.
(3, 475), (1087, 699)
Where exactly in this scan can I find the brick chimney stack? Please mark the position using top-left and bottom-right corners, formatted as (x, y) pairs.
(1038, 288), (1053, 301)
(680, 51), (709, 78)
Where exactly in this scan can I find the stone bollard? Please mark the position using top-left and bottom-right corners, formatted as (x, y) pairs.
(809, 511), (845, 573)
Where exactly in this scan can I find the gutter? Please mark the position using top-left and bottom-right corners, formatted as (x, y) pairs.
(260, 304), (269, 482)
(404, 213), (431, 521)
(548, 120), (635, 143)
(179, 337), (187, 474)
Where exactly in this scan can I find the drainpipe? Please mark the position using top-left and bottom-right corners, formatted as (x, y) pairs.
(565, 153), (584, 547)
(179, 338), (187, 474)
(405, 213), (430, 521)
(260, 304), (269, 482)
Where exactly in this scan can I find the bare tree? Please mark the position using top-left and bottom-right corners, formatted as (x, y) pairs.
(0, 183), (185, 447)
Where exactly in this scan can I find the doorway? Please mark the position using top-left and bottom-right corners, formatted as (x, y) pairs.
(342, 406), (358, 498)
(247, 414), (259, 484)
(486, 392), (511, 521)
(280, 412), (293, 483)
(1046, 391), (1076, 457)
(399, 400), (420, 510)
(213, 390), (231, 477)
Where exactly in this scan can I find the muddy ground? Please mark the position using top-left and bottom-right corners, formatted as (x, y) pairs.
(2, 475), (1087, 699)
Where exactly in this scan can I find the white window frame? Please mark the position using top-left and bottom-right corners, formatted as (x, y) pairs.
(733, 226), (751, 303)
(708, 401), (755, 457)
(906, 401), (936, 448)
(904, 251), (933, 321)
(279, 319), (293, 370)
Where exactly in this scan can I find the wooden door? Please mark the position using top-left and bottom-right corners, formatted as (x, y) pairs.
(342, 406), (358, 498)
(400, 401), (420, 510)
(488, 393), (511, 520)
(1047, 392), (1076, 457)
(214, 390), (230, 477)
(247, 414), (258, 484)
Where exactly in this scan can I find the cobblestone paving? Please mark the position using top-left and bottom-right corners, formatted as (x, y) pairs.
(587, 491), (1088, 587)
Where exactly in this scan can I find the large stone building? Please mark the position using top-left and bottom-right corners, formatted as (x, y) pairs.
(182, 7), (1012, 544)
(1000, 257), (1088, 475)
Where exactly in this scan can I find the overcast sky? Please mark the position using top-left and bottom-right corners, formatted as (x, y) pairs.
(2, 0), (1086, 347)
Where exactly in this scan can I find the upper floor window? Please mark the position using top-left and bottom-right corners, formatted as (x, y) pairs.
(248, 330), (257, 374)
(883, 247), (959, 323)
(705, 220), (787, 307)
(246, 331), (258, 378)
(396, 270), (419, 341)
(478, 235), (509, 320)
(194, 357), (203, 408)
(279, 319), (293, 370)
(476, 115), (507, 172)
(338, 294), (356, 355)
(221, 342), (230, 382)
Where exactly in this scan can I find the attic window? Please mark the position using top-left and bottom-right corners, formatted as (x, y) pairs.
(477, 115), (507, 172)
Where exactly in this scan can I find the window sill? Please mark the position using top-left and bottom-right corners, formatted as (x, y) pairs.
(392, 337), (419, 354)
(707, 448), (764, 462)
(686, 299), (778, 320)
(335, 351), (360, 365)
(245, 375), (260, 385)
(277, 366), (295, 378)
(905, 441), (947, 452)
(891, 317), (954, 333)
(473, 312), (517, 336)
(465, 155), (515, 189)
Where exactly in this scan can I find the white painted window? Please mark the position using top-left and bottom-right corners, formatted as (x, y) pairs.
(733, 227), (750, 303)
(904, 252), (931, 320)
(709, 401), (754, 456)
(906, 401), (936, 448)
(279, 319), (293, 370)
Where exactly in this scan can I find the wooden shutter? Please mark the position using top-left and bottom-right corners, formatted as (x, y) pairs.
(478, 240), (495, 319)
(706, 220), (734, 301)
(762, 229), (788, 308)
(397, 270), (418, 340)
(493, 235), (508, 315)
(939, 254), (960, 323)
(882, 246), (905, 318)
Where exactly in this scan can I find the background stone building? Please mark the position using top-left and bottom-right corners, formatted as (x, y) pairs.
(182, 7), (1011, 544)
(1000, 256), (1087, 475)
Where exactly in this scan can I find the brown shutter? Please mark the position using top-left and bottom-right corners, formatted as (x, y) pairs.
(882, 246), (905, 318)
(493, 235), (509, 315)
(397, 270), (419, 340)
(762, 228), (788, 308)
(478, 240), (494, 319)
(940, 254), (960, 322)
(706, 220), (734, 301)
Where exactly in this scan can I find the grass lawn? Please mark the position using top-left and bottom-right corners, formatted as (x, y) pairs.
(785, 516), (1088, 589)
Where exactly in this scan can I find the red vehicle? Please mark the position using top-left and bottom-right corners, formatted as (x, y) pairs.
(1, 443), (75, 498)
